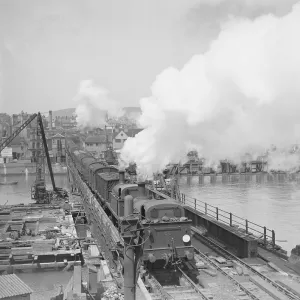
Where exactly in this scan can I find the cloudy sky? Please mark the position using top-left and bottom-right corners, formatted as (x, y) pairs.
(0, 0), (297, 114)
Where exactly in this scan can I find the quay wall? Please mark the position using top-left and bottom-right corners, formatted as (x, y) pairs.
(67, 156), (122, 269)
(184, 206), (258, 258)
(146, 187), (258, 259)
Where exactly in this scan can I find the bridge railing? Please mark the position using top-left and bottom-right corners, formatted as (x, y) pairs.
(180, 193), (276, 248)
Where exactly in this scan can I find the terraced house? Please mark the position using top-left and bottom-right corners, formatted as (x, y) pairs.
(84, 135), (110, 157)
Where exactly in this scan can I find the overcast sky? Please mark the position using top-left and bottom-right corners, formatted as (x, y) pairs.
(0, 0), (297, 114)
(0, 0), (205, 114)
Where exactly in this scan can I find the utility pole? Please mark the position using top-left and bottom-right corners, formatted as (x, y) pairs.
(121, 194), (140, 300)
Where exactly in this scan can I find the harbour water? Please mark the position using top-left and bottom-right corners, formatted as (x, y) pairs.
(0, 174), (69, 204)
(179, 173), (300, 254)
(1, 174), (300, 254)
(17, 270), (73, 300)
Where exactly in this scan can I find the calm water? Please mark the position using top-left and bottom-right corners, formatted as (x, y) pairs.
(179, 173), (300, 254)
(17, 270), (73, 300)
(0, 174), (69, 204)
(0, 174), (70, 300)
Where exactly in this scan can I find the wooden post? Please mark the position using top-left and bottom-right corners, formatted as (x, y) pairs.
(264, 226), (267, 246)
(194, 198), (197, 210)
(230, 213), (232, 227)
(205, 203), (207, 215)
(216, 207), (219, 221)
(245, 220), (248, 234)
(272, 230), (276, 249)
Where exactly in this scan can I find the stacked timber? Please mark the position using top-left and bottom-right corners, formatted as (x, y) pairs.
(32, 240), (54, 252)
(11, 247), (33, 264)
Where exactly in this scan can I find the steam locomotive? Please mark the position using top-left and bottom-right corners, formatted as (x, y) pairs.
(67, 140), (194, 264)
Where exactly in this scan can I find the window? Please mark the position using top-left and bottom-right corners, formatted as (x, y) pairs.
(150, 208), (158, 218)
(115, 139), (121, 143)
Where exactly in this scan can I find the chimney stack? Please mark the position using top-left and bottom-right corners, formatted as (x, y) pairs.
(49, 110), (53, 130)
(138, 182), (146, 196)
(119, 170), (125, 184)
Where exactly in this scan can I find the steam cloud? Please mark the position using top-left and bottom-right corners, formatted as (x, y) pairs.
(120, 2), (300, 177)
(73, 80), (124, 127)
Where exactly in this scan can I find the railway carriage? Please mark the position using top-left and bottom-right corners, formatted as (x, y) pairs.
(96, 172), (120, 204)
(72, 151), (91, 175)
(88, 162), (106, 189)
(81, 157), (96, 181)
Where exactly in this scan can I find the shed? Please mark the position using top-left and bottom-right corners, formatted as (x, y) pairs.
(0, 274), (33, 300)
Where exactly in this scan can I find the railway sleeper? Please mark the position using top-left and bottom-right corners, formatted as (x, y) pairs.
(240, 282), (277, 300)
(249, 275), (292, 300)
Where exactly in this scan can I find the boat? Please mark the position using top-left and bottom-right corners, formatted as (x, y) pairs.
(0, 181), (18, 186)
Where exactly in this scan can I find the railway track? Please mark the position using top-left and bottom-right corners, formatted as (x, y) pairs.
(192, 229), (300, 300)
(146, 268), (212, 300)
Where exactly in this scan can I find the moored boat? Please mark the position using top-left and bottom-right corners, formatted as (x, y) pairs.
(0, 181), (18, 185)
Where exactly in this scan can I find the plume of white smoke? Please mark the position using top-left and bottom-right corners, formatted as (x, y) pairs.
(120, 2), (300, 177)
(73, 80), (124, 127)
(197, 0), (298, 10)
(268, 151), (300, 172)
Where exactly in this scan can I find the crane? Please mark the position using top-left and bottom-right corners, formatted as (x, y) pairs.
(0, 112), (65, 203)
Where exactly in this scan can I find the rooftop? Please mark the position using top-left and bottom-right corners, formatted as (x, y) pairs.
(113, 128), (143, 138)
(0, 274), (33, 298)
(85, 135), (107, 144)
(52, 133), (65, 139)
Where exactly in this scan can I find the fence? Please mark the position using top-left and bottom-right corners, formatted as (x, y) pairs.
(179, 193), (276, 248)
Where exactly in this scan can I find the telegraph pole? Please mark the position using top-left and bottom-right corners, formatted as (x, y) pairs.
(121, 194), (138, 300)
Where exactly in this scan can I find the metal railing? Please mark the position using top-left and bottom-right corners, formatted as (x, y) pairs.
(179, 193), (276, 248)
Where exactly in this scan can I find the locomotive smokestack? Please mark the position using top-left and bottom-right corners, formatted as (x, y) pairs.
(119, 170), (125, 184)
(138, 182), (146, 196)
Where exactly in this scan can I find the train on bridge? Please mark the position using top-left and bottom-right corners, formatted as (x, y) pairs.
(66, 139), (194, 267)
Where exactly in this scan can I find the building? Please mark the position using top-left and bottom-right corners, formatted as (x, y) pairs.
(49, 133), (66, 163)
(0, 274), (33, 299)
(0, 113), (12, 137)
(54, 116), (77, 130)
(84, 135), (109, 156)
(113, 128), (143, 150)
(10, 136), (30, 160)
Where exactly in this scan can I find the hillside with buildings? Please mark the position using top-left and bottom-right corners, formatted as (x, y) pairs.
(0, 107), (143, 168)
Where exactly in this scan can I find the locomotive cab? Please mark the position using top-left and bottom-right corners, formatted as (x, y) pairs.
(133, 199), (194, 263)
